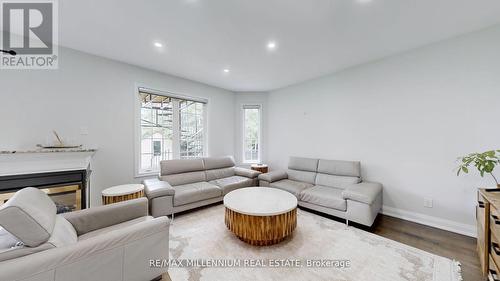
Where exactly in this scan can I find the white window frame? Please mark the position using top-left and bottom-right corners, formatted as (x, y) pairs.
(241, 104), (262, 164)
(134, 84), (208, 177)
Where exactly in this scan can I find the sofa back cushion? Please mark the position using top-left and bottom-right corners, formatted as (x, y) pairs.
(203, 156), (236, 181)
(161, 171), (206, 186)
(286, 157), (319, 184)
(288, 157), (318, 172)
(315, 173), (361, 189)
(159, 159), (206, 186)
(287, 169), (317, 184)
(315, 159), (361, 189)
(205, 167), (235, 181)
(160, 159), (205, 176)
(317, 159), (361, 177)
(0, 187), (56, 247)
(203, 156), (235, 170)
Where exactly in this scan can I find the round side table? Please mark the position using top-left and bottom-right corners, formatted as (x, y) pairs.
(102, 184), (144, 205)
(251, 164), (268, 173)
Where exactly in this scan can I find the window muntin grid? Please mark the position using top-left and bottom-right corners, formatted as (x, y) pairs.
(243, 106), (260, 163)
(139, 92), (205, 173)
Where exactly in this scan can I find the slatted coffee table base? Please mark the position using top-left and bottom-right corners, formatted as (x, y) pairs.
(225, 207), (297, 246)
(102, 190), (144, 205)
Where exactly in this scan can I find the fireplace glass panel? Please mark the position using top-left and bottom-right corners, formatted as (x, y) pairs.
(0, 185), (82, 214)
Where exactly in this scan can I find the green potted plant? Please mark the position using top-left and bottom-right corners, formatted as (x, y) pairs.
(457, 150), (500, 188)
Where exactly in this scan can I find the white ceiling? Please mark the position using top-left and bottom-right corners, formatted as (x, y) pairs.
(58, 0), (500, 92)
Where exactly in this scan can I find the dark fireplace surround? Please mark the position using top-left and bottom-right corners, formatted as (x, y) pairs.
(0, 167), (90, 213)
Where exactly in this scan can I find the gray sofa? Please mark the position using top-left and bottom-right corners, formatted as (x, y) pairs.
(143, 156), (261, 217)
(259, 157), (382, 226)
(0, 187), (170, 281)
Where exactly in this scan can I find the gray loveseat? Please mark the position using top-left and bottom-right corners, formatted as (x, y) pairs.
(259, 157), (382, 226)
(0, 187), (170, 281)
(143, 156), (260, 217)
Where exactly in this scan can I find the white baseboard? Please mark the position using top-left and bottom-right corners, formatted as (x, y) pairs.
(381, 206), (477, 238)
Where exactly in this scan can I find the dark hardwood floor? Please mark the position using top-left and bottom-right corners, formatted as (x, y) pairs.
(371, 214), (483, 281)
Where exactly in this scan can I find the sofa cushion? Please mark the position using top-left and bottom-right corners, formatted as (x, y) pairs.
(78, 216), (153, 241)
(160, 159), (204, 175)
(173, 182), (222, 206)
(288, 156), (318, 172)
(299, 185), (347, 211)
(317, 159), (361, 177)
(205, 167), (235, 181)
(270, 179), (313, 197)
(161, 171), (206, 186)
(287, 169), (316, 184)
(0, 187), (56, 247)
(203, 156), (235, 170)
(209, 176), (254, 195)
(315, 173), (361, 189)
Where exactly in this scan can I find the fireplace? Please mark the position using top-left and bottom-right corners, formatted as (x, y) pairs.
(0, 149), (96, 212)
(0, 169), (90, 213)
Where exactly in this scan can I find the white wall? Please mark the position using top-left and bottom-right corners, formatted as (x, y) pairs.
(233, 92), (268, 167)
(0, 47), (235, 206)
(267, 25), (500, 237)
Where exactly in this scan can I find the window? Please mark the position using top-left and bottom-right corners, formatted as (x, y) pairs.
(180, 100), (204, 159)
(243, 105), (261, 163)
(137, 88), (206, 175)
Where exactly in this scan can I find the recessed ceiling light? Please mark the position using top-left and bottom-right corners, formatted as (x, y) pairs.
(357, 0), (373, 3)
(223, 68), (230, 73)
(267, 41), (277, 51)
(153, 42), (163, 48)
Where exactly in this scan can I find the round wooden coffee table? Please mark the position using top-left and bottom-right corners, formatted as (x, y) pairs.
(224, 187), (297, 246)
(101, 184), (144, 205)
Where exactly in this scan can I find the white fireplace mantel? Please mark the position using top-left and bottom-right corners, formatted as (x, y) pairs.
(0, 148), (97, 176)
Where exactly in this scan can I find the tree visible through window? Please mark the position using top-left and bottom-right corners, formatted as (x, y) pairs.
(243, 105), (261, 163)
(139, 91), (206, 174)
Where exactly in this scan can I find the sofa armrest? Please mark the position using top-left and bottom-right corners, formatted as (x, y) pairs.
(258, 170), (288, 183)
(234, 167), (261, 179)
(342, 181), (383, 204)
(62, 198), (148, 236)
(143, 178), (175, 199)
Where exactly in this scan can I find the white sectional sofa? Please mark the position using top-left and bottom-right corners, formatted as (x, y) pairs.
(143, 156), (260, 217)
(258, 157), (383, 227)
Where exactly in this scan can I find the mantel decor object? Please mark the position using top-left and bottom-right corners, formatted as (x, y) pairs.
(36, 130), (82, 149)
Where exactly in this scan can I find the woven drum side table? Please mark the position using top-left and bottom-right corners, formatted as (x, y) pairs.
(101, 184), (144, 205)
